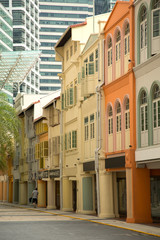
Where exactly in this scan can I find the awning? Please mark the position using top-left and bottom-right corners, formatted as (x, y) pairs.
(0, 50), (41, 90)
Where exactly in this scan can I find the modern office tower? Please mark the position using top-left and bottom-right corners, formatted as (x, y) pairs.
(95, 0), (116, 15)
(39, 0), (93, 94)
(0, 2), (13, 104)
(0, 0), (40, 97)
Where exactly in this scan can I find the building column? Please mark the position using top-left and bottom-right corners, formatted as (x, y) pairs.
(126, 149), (152, 223)
(99, 171), (115, 218)
(3, 180), (7, 202)
(47, 180), (56, 209)
(0, 181), (3, 201)
(62, 177), (72, 211)
(37, 180), (46, 208)
(19, 181), (27, 205)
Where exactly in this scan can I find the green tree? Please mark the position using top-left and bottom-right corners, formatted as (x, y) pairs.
(0, 92), (20, 170)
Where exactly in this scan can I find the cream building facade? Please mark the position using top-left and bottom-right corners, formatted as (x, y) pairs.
(55, 13), (110, 215)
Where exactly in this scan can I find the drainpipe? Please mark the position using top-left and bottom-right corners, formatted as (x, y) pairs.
(95, 39), (105, 217)
(56, 50), (64, 210)
(59, 77), (63, 210)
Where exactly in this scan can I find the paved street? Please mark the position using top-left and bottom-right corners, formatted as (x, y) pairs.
(0, 204), (159, 240)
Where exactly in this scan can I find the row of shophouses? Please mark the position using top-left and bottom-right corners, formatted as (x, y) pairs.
(0, 0), (160, 223)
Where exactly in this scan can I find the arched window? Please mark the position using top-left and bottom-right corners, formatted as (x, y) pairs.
(140, 90), (148, 147)
(116, 102), (121, 132)
(124, 23), (130, 73)
(140, 91), (148, 131)
(108, 106), (113, 134)
(140, 6), (147, 50)
(152, 0), (160, 38)
(107, 37), (112, 84)
(124, 23), (130, 55)
(116, 31), (121, 61)
(108, 105), (113, 152)
(125, 99), (130, 130)
(116, 102), (121, 150)
(108, 38), (112, 67)
(125, 99), (130, 149)
(115, 31), (121, 78)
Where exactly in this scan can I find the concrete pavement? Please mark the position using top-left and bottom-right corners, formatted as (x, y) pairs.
(1, 202), (160, 238)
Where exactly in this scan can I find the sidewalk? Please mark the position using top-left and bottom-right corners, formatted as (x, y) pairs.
(1, 202), (160, 238)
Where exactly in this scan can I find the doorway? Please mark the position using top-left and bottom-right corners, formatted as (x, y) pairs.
(117, 178), (127, 217)
(72, 181), (77, 212)
(55, 181), (60, 209)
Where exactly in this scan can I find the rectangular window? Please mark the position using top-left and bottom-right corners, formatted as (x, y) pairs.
(128, 35), (130, 53)
(67, 88), (70, 106)
(145, 106), (148, 130)
(68, 132), (71, 150)
(84, 117), (89, 141)
(109, 118), (113, 134)
(153, 10), (160, 37)
(72, 131), (77, 148)
(154, 102), (157, 128)
(116, 115), (121, 132)
(74, 80), (77, 105)
(65, 134), (67, 150)
(90, 114), (95, 139)
(125, 38), (127, 55)
(61, 93), (64, 110)
(89, 62), (94, 75)
(116, 45), (118, 61)
(70, 84), (73, 105)
(108, 51), (110, 66)
(95, 49), (98, 72)
(125, 112), (130, 129)
(158, 100), (160, 127)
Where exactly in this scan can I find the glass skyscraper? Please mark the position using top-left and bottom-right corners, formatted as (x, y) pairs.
(39, 0), (93, 94)
(0, 2), (13, 104)
(95, 0), (116, 15)
(0, 0), (40, 97)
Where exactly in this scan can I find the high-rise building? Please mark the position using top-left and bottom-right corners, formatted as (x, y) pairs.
(0, 2), (13, 104)
(95, 0), (116, 15)
(0, 0), (40, 97)
(39, 0), (93, 94)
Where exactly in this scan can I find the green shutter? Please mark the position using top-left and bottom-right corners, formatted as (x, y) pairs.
(70, 87), (73, 105)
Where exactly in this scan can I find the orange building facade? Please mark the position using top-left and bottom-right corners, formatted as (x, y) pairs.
(103, 0), (152, 223)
